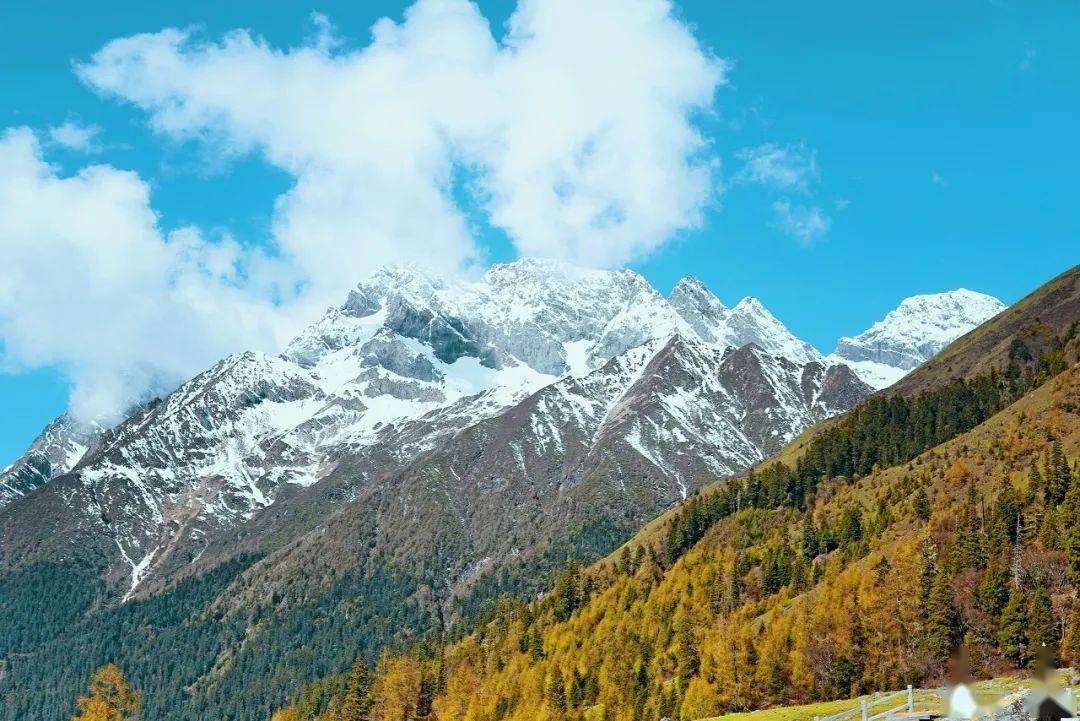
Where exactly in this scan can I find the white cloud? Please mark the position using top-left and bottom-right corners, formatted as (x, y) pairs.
(771, 199), (830, 242)
(77, 0), (727, 295)
(1, 0), (727, 421)
(0, 128), (287, 420)
(736, 142), (817, 192)
(48, 121), (103, 153)
(931, 170), (948, 187)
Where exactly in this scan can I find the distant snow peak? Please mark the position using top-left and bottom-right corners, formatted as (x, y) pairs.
(721, 296), (824, 367)
(0, 412), (108, 505)
(832, 288), (1006, 388)
(669, 277), (727, 343)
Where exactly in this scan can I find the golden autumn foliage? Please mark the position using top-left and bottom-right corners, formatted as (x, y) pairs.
(371, 655), (424, 721)
(273, 365), (1080, 721)
(72, 663), (140, 721)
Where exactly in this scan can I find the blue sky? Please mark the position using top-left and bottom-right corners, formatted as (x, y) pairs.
(0, 0), (1077, 464)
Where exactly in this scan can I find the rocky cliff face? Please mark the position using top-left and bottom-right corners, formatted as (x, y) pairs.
(0, 413), (104, 506)
(0, 260), (1002, 606)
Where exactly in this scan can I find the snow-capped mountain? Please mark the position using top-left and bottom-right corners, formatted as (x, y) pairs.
(830, 289), (1007, 388)
(668, 278), (823, 366)
(0, 260), (1002, 604)
(0, 413), (104, 506)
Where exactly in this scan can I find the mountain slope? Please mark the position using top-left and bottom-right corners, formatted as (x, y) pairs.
(412, 362), (1080, 721)
(272, 278), (1078, 721)
(0, 259), (1027, 721)
(201, 337), (867, 619)
(0, 260), (870, 602)
(890, 264), (1080, 396)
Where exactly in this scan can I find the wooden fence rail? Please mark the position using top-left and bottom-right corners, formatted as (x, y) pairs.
(815, 685), (920, 721)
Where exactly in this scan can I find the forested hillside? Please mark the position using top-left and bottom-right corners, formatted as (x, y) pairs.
(267, 319), (1080, 721)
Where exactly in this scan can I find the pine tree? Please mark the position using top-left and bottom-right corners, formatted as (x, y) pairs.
(1030, 463), (1045, 505)
(924, 573), (959, 663)
(340, 658), (374, 721)
(918, 537), (938, 617)
(72, 663), (141, 721)
(998, 586), (1028, 666)
(552, 561), (581, 622)
(1047, 442), (1072, 506)
(547, 669), (567, 712)
(1061, 603), (1080, 668)
(955, 484), (986, 569)
(975, 561), (1010, 617)
(528, 626), (544, 661)
(1038, 509), (1063, 551)
(1027, 586), (1056, 667)
(838, 507), (863, 548)
(912, 487), (931, 523)
(989, 479), (1019, 553)
(675, 614), (700, 688)
(1012, 511), (1025, 589)
(801, 515), (820, 559)
(568, 668), (585, 708)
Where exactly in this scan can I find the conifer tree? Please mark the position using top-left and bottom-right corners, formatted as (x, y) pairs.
(1061, 603), (1080, 668)
(1027, 586), (1056, 666)
(72, 663), (141, 721)
(955, 484), (986, 569)
(528, 626), (544, 661)
(918, 537), (938, 616)
(989, 480), (1019, 553)
(340, 658), (374, 721)
(912, 487), (931, 523)
(568, 668), (585, 708)
(675, 614), (700, 688)
(924, 573), (959, 662)
(975, 561), (1010, 617)
(552, 560), (581, 622)
(1047, 442), (1072, 506)
(547, 669), (567, 712)
(1064, 493), (1080, 584)
(998, 586), (1028, 666)
(801, 515), (820, 559)
(1030, 463), (1045, 505)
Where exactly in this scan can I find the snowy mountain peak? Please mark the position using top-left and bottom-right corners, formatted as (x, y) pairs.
(721, 296), (824, 367)
(669, 276), (723, 306)
(669, 277), (727, 343)
(830, 288), (1007, 388)
(0, 413), (105, 505)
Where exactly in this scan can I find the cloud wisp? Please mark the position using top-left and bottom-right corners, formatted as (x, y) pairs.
(736, 141), (831, 242)
(770, 199), (830, 243)
(48, 121), (103, 153)
(736, 142), (817, 192)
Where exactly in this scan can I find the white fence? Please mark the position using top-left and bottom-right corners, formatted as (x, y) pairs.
(815, 685), (921, 721)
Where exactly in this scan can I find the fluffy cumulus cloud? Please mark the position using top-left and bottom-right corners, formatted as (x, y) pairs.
(0, 0), (726, 420)
(736, 142), (817, 192)
(0, 128), (286, 420)
(78, 0), (726, 293)
(770, 199), (830, 242)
